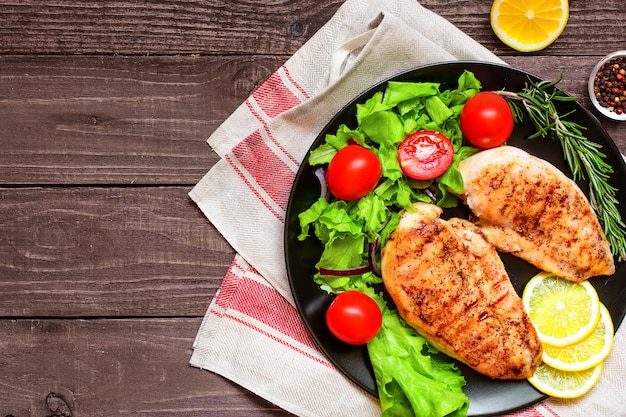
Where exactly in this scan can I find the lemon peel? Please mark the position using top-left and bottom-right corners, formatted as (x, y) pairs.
(528, 362), (603, 398)
(490, 0), (569, 52)
(522, 272), (601, 347)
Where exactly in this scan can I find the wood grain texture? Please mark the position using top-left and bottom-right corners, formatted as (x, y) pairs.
(504, 55), (626, 154)
(0, 55), (283, 185)
(425, 0), (626, 57)
(0, 0), (342, 55)
(0, 318), (291, 416)
(0, 186), (234, 317)
(0, 1), (623, 56)
(1, 55), (624, 186)
(1, 0), (625, 415)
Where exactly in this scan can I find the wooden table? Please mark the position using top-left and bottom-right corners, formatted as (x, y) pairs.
(1, 1), (624, 415)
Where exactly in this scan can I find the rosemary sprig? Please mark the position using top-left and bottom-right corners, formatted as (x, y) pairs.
(498, 76), (626, 262)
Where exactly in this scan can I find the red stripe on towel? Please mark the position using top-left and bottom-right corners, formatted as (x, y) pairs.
(282, 65), (310, 99)
(222, 312), (334, 369)
(252, 71), (302, 118)
(229, 130), (295, 216)
(215, 261), (321, 352)
(504, 408), (543, 417)
(225, 154), (286, 222)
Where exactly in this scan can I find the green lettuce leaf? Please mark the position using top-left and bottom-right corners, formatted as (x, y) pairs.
(299, 71), (491, 417)
(356, 91), (392, 124)
(436, 146), (480, 207)
(424, 95), (454, 125)
(457, 70), (482, 91)
(308, 143), (337, 166)
(368, 295), (469, 417)
(360, 110), (406, 146)
(383, 81), (440, 106)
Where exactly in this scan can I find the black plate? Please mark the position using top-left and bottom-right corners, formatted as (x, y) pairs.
(284, 62), (626, 416)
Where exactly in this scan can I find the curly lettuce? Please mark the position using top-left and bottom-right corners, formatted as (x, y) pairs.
(298, 71), (484, 416)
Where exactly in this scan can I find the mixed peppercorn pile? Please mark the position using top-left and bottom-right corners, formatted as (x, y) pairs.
(593, 56), (626, 115)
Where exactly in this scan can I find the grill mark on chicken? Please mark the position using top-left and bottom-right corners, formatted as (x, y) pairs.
(381, 203), (542, 380)
(459, 146), (615, 282)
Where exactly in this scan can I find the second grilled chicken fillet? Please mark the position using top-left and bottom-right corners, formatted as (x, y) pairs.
(381, 203), (542, 380)
(458, 146), (615, 283)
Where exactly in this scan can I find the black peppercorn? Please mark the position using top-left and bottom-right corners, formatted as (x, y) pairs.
(594, 56), (626, 115)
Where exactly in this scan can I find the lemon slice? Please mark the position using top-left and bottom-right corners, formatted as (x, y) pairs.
(522, 272), (600, 347)
(542, 303), (614, 371)
(490, 0), (569, 52)
(528, 362), (603, 398)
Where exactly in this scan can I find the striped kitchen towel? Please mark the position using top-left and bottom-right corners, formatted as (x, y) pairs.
(188, 0), (626, 416)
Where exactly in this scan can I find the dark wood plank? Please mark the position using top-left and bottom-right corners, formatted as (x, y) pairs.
(0, 55), (284, 185)
(1, 55), (624, 186)
(0, 186), (234, 317)
(1, 2), (625, 416)
(0, 0), (343, 55)
(0, 1), (623, 56)
(505, 54), (626, 151)
(425, 0), (626, 57)
(0, 318), (291, 416)
(505, 55), (626, 153)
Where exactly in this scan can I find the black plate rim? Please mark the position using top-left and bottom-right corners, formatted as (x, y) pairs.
(284, 60), (626, 417)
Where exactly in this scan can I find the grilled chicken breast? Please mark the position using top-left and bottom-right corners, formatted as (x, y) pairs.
(381, 203), (542, 380)
(458, 146), (615, 282)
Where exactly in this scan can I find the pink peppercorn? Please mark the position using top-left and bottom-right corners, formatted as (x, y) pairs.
(594, 56), (626, 114)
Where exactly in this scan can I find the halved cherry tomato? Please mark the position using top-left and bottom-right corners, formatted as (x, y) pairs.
(326, 144), (382, 201)
(397, 130), (454, 180)
(326, 291), (382, 345)
(460, 91), (514, 149)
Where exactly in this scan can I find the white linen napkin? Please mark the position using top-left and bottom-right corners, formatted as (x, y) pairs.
(189, 0), (626, 415)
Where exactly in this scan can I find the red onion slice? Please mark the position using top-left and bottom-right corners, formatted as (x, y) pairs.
(424, 187), (437, 203)
(314, 167), (330, 200)
(369, 237), (382, 276)
(319, 265), (371, 276)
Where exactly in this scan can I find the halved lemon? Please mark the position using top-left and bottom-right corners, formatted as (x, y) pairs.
(542, 303), (614, 371)
(528, 362), (603, 398)
(522, 272), (600, 347)
(490, 0), (569, 52)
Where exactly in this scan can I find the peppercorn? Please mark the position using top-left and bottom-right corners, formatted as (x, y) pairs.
(594, 56), (626, 115)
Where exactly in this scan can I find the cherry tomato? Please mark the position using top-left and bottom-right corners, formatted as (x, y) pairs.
(397, 130), (454, 180)
(326, 144), (382, 201)
(460, 91), (514, 149)
(326, 291), (382, 345)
